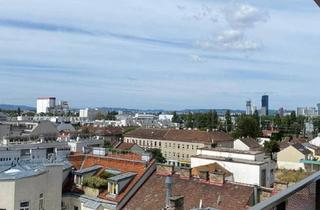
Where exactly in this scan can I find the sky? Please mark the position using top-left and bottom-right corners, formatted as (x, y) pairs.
(0, 0), (319, 110)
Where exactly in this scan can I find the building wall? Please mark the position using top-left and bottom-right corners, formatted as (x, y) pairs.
(191, 157), (273, 187)
(0, 181), (15, 210)
(233, 139), (250, 151)
(277, 146), (306, 170)
(197, 149), (265, 162)
(124, 137), (205, 166)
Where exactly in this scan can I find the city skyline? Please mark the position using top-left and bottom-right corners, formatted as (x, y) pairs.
(0, 0), (319, 110)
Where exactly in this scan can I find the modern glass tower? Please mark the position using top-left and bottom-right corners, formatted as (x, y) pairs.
(261, 95), (269, 116)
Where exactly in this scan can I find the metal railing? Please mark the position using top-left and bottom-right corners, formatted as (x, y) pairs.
(249, 171), (320, 210)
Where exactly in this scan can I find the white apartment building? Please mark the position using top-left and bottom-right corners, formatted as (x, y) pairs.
(79, 108), (100, 121)
(0, 142), (71, 166)
(0, 160), (71, 210)
(68, 137), (104, 153)
(37, 97), (56, 114)
(191, 147), (275, 187)
(297, 107), (318, 117)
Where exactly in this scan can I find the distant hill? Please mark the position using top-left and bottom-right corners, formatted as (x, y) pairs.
(0, 104), (35, 111)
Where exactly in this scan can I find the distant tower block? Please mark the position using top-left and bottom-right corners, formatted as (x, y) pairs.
(246, 100), (252, 115)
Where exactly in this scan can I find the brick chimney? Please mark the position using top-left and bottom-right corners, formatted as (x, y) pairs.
(167, 196), (184, 210)
(209, 170), (225, 186)
(157, 164), (174, 176)
(179, 167), (191, 180)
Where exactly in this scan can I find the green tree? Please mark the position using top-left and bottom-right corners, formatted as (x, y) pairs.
(212, 110), (219, 130)
(172, 111), (178, 123)
(234, 115), (260, 138)
(264, 140), (280, 159)
(225, 110), (232, 132)
(185, 112), (194, 128)
(147, 148), (166, 163)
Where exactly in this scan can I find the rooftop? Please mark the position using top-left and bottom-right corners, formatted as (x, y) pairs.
(123, 172), (253, 210)
(198, 147), (264, 155)
(124, 128), (233, 144)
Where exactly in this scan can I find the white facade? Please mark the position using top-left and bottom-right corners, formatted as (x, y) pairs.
(159, 114), (174, 121)
(37, 97), (56, 114)
(68, 138), (104, 153)
(234, 139), (251, 151)
(191, 148), (275, 187)
(0, 164), (63, 210)
(310, 135), (320, 147)
(79, 108), (99, 121)
(297, 107), (318, 117)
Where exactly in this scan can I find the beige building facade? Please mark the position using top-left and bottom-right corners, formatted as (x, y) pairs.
(124, 128), (234, 167)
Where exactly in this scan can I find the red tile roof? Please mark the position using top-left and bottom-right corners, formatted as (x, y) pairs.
(123, 173), (253, 210)
(67, 153), (155, 203)
(116, 142), (135, 150)
(124, 128), (233, 144)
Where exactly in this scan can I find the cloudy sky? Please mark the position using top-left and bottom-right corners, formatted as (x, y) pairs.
(0, 0), (319, 110)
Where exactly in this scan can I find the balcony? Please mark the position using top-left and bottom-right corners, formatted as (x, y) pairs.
(249, 171), (320, 210)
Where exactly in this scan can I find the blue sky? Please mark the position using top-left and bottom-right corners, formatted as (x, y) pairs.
(0, 0), (319, 110)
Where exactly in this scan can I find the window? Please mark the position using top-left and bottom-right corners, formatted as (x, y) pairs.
(177, 144), (180, 149)
(154, 141), (157, 147)
(173, 143), (175, 148)
(165, 143), (167, 148)
(74, 206), (79, 210)
(169, 143), (171, 147)
(187, 154), (189, 158)
(187, 145), (189, 150)
(192, 145), (194, 150)
(39, 193), (44, 210)
(182, 144), (185, 149)
(20, 201), (29, 210)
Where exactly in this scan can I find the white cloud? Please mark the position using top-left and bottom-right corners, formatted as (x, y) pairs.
(189, 54), (206, 62)
(224, 3), (269, 28)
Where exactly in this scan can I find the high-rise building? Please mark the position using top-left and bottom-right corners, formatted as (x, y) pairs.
(261, 95), (269, 116)
(36, 97), (56, 114)
(246, 100), (252, 115)
(317, 103), (320, 116)
(278, 107), (284, 117)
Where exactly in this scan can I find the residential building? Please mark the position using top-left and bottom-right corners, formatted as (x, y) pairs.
(123, 164), (255, 210)
(234, 138), (263, 151)
(79, 108), (100, 121)
(67, 137), (104, 153)
(297, 107), (317, 117)
(191, 147), (275, 187)
(0, 159), (71, 210)
(159, 114), (174, 121)
(37, 97), (56, 114)
(261, 95), (269, 116)
(0, 121), (59, 145)
(63, 150), (156, 210)
(124, 128), (234, 167)
(277, 143), (313, 170)
(0, 142), (71, 166)
(0, 112), (7, 121)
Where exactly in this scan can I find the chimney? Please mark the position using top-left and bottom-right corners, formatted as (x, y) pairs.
(179, 167), (191, 180)
(198, 170), (209, 182)
(168, 196), (184, 210)
(165, 176), (173, 208)
(209, 170), (225, 186)
(157, 164), (174, 176)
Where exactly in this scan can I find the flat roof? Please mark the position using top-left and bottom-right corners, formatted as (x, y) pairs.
(192, 154), (267, 166)
(199, 147), (264, 155)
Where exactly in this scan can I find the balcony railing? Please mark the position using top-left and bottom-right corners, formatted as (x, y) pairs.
(249, 171), (320, 210)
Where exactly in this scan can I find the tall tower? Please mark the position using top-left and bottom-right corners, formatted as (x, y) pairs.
(261, 95), (269, 116)
(246, 100), (252, 115)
